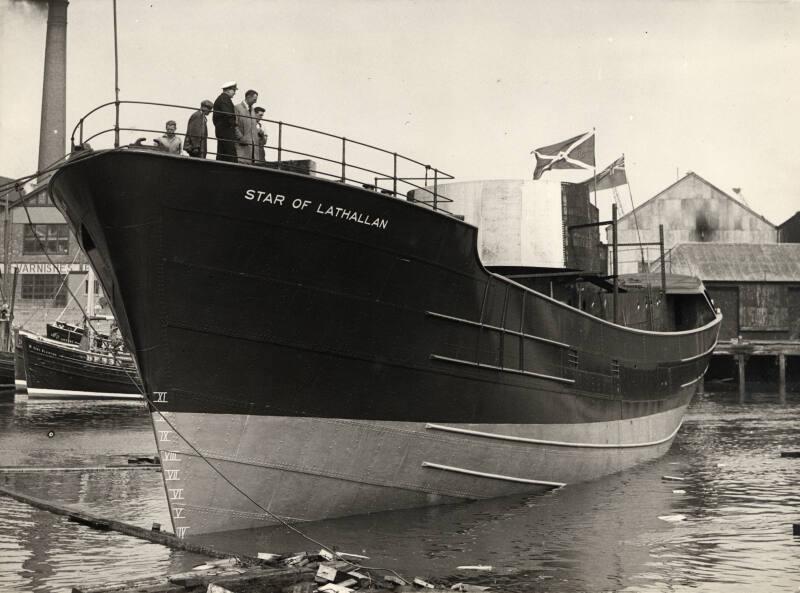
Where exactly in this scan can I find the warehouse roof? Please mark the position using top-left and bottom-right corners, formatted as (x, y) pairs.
(668, 243), (800, 282)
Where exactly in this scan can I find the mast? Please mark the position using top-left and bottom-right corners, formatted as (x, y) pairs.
(87, 265), (96, 317)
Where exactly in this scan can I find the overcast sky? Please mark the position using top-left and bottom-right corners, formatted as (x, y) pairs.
(1, 0), (798, 224)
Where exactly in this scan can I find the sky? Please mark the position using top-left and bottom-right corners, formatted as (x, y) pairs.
(0, 0), (798, 225)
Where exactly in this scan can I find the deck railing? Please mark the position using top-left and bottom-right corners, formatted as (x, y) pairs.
(70, 100), (453, 210)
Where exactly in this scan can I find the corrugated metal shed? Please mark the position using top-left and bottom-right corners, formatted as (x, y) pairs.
(669, 243), (800, 282)
(618, 273), (705, 294)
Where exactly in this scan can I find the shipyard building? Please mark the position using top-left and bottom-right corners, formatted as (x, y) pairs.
(0, 177), (99, 336)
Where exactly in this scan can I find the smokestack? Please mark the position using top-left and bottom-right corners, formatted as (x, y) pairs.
(38, 0), (68, 172)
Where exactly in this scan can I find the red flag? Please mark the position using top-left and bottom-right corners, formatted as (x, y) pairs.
(585, 155), (627, 191)
(531, 131), (595, 180)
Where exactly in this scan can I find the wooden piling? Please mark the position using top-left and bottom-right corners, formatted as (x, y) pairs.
(737, 354), (746, 403)
(713, 341), (799, 402)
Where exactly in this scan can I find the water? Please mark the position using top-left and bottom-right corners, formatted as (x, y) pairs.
(0, 392), (798, 592)
(0, 398), (208, 592)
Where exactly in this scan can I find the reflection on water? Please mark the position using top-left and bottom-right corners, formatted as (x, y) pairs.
(0, 398), (207, 592)
(1, 392), (799, 592)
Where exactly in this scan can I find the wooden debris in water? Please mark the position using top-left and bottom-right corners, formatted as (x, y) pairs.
(450, 584), (491, 592)
(346, 570), (371, 587)
(658, 514), (687, 522)
(315, 564), (338, 583)
(661, 475), (685, 481)
(318, 584), (355, 593)
(384, 574), (409, 587)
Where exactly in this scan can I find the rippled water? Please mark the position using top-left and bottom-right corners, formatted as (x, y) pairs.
(0, 398), (208, 592)
(0, 392), (798, 592)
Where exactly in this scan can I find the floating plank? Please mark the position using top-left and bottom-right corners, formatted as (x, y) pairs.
(0, 485), (257, 561)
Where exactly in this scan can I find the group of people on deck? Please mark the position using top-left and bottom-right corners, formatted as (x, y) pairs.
(152, 81), (267, 165)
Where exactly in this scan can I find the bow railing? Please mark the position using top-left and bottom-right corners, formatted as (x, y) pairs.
(70, 100), (453, 210)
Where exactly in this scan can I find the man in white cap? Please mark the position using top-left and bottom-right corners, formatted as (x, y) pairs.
(212, 81), (238, 162)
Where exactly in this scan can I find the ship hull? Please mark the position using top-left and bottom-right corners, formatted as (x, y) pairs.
(50, 150), (720, 534)
(155, 400), (689, 535)
(0, 351), (15, 388)
(14, 331), (26, 393)
(20, 332), (142, 399)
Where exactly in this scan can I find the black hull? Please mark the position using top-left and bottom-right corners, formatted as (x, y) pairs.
(14, 330), (26, 392)
(20, 332), (142, 399)
(0, 351), (14, 387)
(50, 150), (721, 532)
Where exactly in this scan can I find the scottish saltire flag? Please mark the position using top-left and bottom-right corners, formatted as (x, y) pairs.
(586, 155), (627, 191)
(531, 131), (595, 180)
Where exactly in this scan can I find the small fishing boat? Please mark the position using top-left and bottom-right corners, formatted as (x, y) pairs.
(19, 330), (141, 399)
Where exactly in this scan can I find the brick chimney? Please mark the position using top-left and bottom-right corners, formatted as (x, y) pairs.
(38, 0), (69, 172)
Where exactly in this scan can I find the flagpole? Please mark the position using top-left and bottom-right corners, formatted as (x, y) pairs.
(592, 127), (597, 208)
(113, 0), (120, 148)
(624, 157), (646, 271)
(625, 161), (654, 328)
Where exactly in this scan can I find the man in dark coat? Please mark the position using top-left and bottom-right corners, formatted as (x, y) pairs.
(185, 99), (213, 158)
(212, 82), (238, 162)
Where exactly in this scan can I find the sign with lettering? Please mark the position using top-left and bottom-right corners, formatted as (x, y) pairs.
(0, 263), (89, 274)
(243, 189), (389, 230)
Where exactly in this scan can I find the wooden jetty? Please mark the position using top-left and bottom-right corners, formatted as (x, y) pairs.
(712, 340), (800, 403)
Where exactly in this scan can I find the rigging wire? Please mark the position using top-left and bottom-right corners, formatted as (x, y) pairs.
(623, 172), (657, 328)
(144, 395), (410, 583)
(2, 150), (103, 337)
(8, 156), (411, 583)
(54, 250), (87, 322)
(16, 250), (82, 331)
(19, 197), (101, 336)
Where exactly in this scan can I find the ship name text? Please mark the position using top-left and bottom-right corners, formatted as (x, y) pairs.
(243, 189), (389, 230)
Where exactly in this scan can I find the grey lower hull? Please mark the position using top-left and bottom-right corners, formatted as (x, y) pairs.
(153, 399), (689, 536)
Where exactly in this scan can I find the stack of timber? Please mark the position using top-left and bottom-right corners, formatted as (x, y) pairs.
(70, 550), (485, 593)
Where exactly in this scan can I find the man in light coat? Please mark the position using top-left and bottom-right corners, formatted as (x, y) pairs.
(234, 89), (259, 164)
